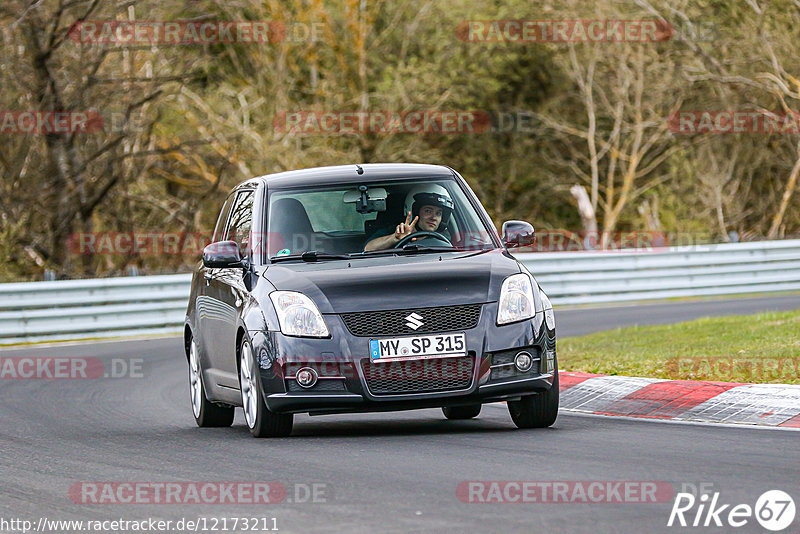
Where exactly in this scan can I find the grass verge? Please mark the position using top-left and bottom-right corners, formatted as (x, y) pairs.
(558, 310), (800, 384)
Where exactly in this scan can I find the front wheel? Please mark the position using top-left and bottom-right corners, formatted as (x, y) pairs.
(188, 336), (234, 427)
(239, 337), (293, 438)
(508, 366), (559, 429)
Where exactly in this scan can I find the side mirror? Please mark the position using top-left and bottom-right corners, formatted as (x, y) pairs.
(501, 220), (535, 248)
(202, 240), (244, 268)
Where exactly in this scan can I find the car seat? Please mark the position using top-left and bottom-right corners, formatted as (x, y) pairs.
(269, 198), (315, 254)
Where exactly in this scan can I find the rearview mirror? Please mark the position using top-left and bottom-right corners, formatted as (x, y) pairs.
(202, 241), (244, 268)
(501, 220), (535, 248)
(343, 186), (387, 213)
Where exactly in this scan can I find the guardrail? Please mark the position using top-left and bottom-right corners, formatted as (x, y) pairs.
(0, 274), (192, 345)
(517, 239), (800, 305)
(1, 239), (799, 345)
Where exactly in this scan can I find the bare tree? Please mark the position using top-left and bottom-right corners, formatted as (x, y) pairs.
(0, 0), (212, 277)
(538, 39), (681, 247)
(636, 0), (800, 239)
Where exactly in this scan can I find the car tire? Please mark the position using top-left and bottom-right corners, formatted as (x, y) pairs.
(239, 336), (293, 438)
(442, 404), (482, 420)
(189, 336), (234, 427)
(508, 362), (559, 429)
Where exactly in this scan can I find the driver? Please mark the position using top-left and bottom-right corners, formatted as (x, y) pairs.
(364, 184), (454, 252)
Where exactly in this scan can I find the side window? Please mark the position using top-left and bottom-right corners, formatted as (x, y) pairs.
(224, 190), (255, 253)
(212, 194), (236, 243)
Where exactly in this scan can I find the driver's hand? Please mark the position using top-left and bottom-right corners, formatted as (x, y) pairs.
(394, 211), (418, 241)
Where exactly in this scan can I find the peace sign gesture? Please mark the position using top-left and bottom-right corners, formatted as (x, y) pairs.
(394, 211), (418, 241)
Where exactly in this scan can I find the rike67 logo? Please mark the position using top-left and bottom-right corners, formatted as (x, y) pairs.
(668, 489), (795, 531)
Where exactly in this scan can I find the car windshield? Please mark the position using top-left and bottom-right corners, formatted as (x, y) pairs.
(265, 177), (497, 259)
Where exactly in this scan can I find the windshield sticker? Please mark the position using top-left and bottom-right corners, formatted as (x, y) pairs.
(276, 248), (291, 256)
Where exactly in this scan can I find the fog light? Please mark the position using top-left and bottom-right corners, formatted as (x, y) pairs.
(514, 351), (533, 372)
(295, 367), (318, 388)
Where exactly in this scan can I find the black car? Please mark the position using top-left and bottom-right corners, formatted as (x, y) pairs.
(184, 163), (558, 437)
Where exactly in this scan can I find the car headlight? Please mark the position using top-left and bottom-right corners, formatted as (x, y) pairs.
(540, 288), (555, 331)
(497, 273), (536, 325)
(269, 291), (329, 338)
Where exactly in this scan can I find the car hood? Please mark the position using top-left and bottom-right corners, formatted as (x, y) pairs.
(261, 249), (522, 313)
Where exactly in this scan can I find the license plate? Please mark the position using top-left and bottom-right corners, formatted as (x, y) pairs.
(369, 333), (466, 362)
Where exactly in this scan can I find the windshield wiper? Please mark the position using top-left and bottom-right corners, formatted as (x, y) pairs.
(270, 250), (350, 263)
(350, 248), (401, 257)
(354, 244), (460, 257)
(398, 244), (457, 253)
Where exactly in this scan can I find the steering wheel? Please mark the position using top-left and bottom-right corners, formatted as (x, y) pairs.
(396, 231), (452, 248)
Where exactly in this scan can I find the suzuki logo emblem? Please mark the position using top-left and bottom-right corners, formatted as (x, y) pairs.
(405, 313), (424, 330)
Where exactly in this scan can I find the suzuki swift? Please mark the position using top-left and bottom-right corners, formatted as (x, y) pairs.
(184, 163), (558, 437)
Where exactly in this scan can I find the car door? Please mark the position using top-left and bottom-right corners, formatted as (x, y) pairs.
(196, 192), (234, 382)
(201, 188), (256, 392)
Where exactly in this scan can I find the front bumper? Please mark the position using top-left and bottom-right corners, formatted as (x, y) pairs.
(251, 302), (556, 415)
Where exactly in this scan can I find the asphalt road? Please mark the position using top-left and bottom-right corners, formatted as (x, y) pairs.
(1, 296), (799, 533)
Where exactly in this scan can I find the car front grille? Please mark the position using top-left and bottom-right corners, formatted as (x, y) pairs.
(341, 304), (483, 337)
(287, 380), (347, 392)
(360, 355), (475, 395)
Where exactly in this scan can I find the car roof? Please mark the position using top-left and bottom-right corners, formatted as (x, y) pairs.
(237, 163), (457, 190)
